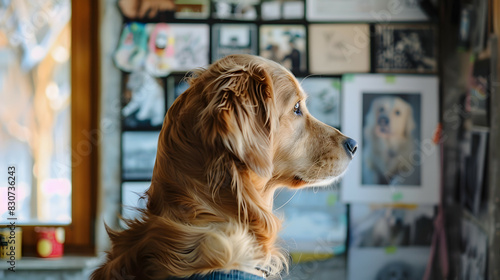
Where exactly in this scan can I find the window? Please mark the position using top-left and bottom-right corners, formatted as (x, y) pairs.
(1, 0), (97, 254)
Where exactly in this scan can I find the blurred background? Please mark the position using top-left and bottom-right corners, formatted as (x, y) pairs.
(0, 0), (499, 279)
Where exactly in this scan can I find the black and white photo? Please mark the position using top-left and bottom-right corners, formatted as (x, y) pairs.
(375, 25), (437, 73)
(460, 128), (489, 216)
(261, 0), (304, 20)
(212, 24), (258, 62)
(212, 0), (258, 20)
(122, 131), (160, 180)
(461, 217), (488, 280)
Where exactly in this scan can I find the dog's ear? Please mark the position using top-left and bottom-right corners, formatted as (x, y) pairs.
(199, 61), (276, 178)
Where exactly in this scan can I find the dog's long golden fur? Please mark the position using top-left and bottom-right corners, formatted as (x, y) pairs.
(92, 55), (355, 280)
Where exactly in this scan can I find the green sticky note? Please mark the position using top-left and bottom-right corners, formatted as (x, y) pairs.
(327, 194), (337, 206)
(332, 80), (341, 91)
(392, 192), (403, 202)
(385, 246), (397, 254)
(385, 75), (396, 84)
(343, 74), (354, 82)
(470, 54), (476, 63)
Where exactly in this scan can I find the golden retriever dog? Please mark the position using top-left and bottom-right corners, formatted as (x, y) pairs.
(362, 96), (419, 186)
(92, 54), (357, 280)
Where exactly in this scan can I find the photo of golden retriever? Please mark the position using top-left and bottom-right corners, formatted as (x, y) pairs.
(92, 54), (356, 280)
(362, 94), (421, 186)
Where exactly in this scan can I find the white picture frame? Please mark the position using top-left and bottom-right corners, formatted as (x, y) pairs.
(341, 74), (440, 204)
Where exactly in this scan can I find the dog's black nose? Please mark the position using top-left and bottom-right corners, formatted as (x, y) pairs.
(344, 138), (358, 157)
(378, 116), (389, 126)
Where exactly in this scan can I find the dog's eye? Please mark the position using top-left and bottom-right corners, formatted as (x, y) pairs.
(395, 110), (400, 116)
(379, 107), (385, 113)
(294, 101), (302, 116)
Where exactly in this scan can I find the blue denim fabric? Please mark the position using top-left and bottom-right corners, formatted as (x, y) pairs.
(166, 270), (266, 280)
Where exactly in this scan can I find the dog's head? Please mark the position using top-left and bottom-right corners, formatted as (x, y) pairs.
(177, 55), (356, 191)
(365, 96), (415, 141)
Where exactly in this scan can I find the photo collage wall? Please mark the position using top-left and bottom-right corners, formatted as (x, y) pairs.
(116, 1), (441, 278)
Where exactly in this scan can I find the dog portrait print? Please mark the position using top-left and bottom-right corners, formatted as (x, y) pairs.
(362, 93), (421, 186)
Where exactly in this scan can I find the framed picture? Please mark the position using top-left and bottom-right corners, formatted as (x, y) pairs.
(349, 204), (435, 248)
(461, 215), (488, 280)
(274, 186), (347, 254)
(261, 0), (304, 20)
(309, 24), (370, 74)
(299, 77), (341, 128)
(144, 23), (209, 76)
(122, 131), (160, 180)
(212, 0), (258, 20)
(374, 24), (438, 73)
(166, 74), (190, 109)
(259, 25), (307, 74)
(212, 24), (258, 62)
(306, 0), (428, 22)
(121, 182), (150, 221)
(347, 247), (430, 280)
(175, 0), (210, 19)
(459, 127), (489, 216)
(121, 72), (166, 129)
(341, 75), (440, 204)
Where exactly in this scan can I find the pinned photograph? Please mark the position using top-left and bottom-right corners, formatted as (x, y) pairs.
(166, 74), (190, 109)
(175, 0), (210, 19)
(460, 127), (489, 216)
(299, 77), (341, 128)
(212, 24), (258, 62)
(375, 25), (437, 73)
(261, 0), (304, 20)
(461, 216), (488, 280)
(306, 0), (428, 22)
(274, 187), (347, 254)
(309, 24), (370, 74)
(350, 204), (435, 248)
(145, 23), (209, 76)
(121, 182), (150, 221)
(122, 131), (160, 180)
(114, 22), (149, 72)
(259, 25), (307, 74)
(341, 75), (439, 204)
(122, 72), (166, 129)
(212, 0), (258, 20)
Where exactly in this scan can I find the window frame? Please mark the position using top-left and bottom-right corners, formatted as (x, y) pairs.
(21, 0), (99, 256)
